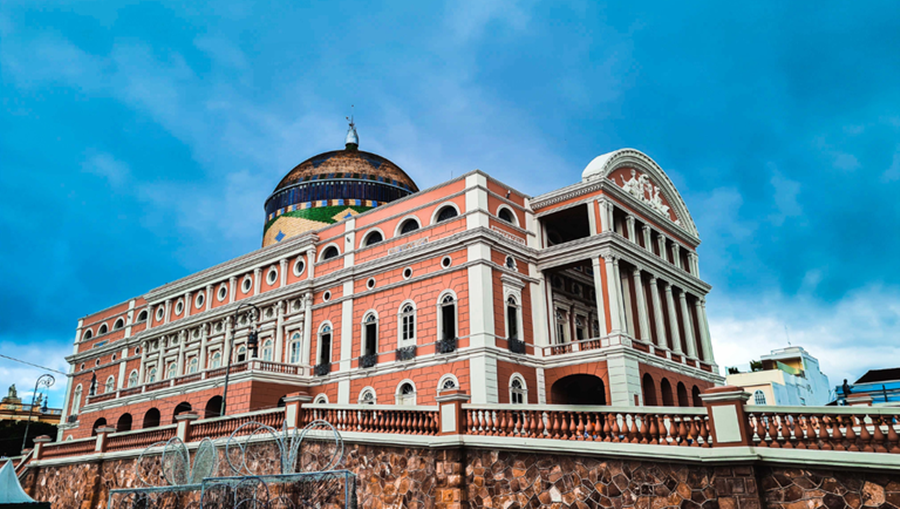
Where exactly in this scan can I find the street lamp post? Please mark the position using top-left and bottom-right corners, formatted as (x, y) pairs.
(22, 374), (55, 453)
(220, 302), (260, 417)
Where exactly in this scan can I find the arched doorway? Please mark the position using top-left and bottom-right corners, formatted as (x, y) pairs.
(172, 402), (192, 423)
(642, 374), (657, 406)
(677, 382), (689, 407)
(143, 408), (161, 429)
(116, 413), (133, 432)
(205, 396), (223, 418)
(691, 386), (703, 407)
(660, 378), (674, 407)
(91, 417), (107, 436)
(550, 374), (606, 405)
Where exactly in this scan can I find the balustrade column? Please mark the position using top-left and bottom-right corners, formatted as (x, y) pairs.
(632, 268), (651, 342)
(679, 292), (697, 358)
(664, 282), (682, 354)
(698, 299), (715, 363)
(604, 256), (625, 334)
(626, 215), (637, 243)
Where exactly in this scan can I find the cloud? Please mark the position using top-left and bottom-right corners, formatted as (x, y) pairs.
(882, 151), (900, 182)
(444, 0), (534, 42)
(82, 153), (131, 188)
(768, 168), (802, 226)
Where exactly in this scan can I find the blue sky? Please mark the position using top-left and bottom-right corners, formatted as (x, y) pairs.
(2, 1), (899, 406)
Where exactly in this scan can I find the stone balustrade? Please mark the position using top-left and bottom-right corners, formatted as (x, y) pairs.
(745, 406), (900, 453)
(303, 404), (440, 435)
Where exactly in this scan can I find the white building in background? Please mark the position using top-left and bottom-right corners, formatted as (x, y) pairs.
(726, 346), (831, 406)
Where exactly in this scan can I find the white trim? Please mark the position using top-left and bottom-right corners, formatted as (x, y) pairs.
(313, 394), (329, 404)
(441, 255), (452, 269)
(361, 309), (379, 358)
(240, 275), (253, 294)
(430, 201), (462, 225)
(394, 215), (422, 237)
(266, 265), (278, 286)
(357, 386), (377, 404)
(113, 318), (125, 330)
(316, 321), (334, 365)
(292, 256), (306, 277)
(216, 283), (228, 302)
(318, 242), (342, 262)
(397, 300), (417, 348)
(71, 384), (83, 415)
(359, 228), (386, 249)
(509, 372), (527, 404)
(437, 373), (459, 393)
(97, 323), (109, 335)
(194, 292), (205, 310)
(496, 204), (520, 227)
(436, 290), (458, 345)
(174, 299), (184, 316)
(394, 379), (417, 406)
(127, 370), (139, 388)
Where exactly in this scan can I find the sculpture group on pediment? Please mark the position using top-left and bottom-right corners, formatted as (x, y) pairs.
(616, 169), (679, 224)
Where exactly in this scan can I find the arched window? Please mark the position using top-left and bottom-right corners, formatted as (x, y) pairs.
(498, 207), (516, 225)
(116, 413), (133, 432)
(363, 230), (383, 247)
(509, 375), (527, 404)
(146, 367), (157, 383)
(98, 324), (108, 335)
(677, 382), (689, 407)
(91, 418), (107, 436)
(188, 357), (199, 374)
(205, 396), (223, 418)
(754, 390), (767, 405)
(105, 376), (115, 394)
(166, 362), (177, 379)
(438, 293), (456, 352)
(71, 385), (83, 415)
(289, 333), (302, 364)
(261, 339), (273, 361)
(642, 374), (657, 406)
(438, 374), (459, 393)
(143, 408), (160, 429)
(435, 205), (458, 222)
(113, 318), (125, 330)
(554, 308), (569, 344)
(660, 378), (674, 407)
(318, 324), (333, 366)
(128, 370), (139, 388)
(83, 329), (93, 340)
(321, 245), (340, 260)
(506, 296), (519, 340)
(236, 345), (247, 363)
(172, 402), (192, 424)
(363, 312), (378, 359)
(692, 386), (703, 407)
(137, 310), (148, 322)
(395, 381), (417, 406)
(399, 303), (416, 346)
(210, 351), (222, 369)
(313, 394), (329, 404)
(399, 218), (419, 235)
(359, 388), (376, 405)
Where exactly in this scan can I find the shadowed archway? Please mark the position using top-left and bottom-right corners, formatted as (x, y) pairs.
(550, 374), (607, 405)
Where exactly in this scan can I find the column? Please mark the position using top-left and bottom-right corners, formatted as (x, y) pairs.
(176, 331), (186, 375)
(590, 258), (608, 336)
(199, 324), (208, 372)
(672, 244), (682, 268)
(642, 225), (652, 251)
(679, 291), (697, 358)
(138, 341), (148, 385)
(698, 298), (715, 363)
(275, 300), (285, 363)
(598, 200), (610, 232)
(184, 291), (191, 317)
(301, 292), (313, 369)
(612, 257), (627, 332)
(604, 256), (624, 334)
(253, 268), (262, 295)
(656, 235), (667, 260)
(205, 284), (213, 312)
(664, 282), (682, 354)
(163, 299), (171, 324)
(686, 252), (697, 276)
(279, 258), (288, 287)
(229, 277), (237, 304)
(223, 316), (233, 364)
(649, 276), (668, 349)
(306, 248), (316, 280)
(625, 215), (636, 243)
(632, 267), (650, 342)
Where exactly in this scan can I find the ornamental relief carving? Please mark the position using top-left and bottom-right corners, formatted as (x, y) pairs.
(613, 169), (680, 225)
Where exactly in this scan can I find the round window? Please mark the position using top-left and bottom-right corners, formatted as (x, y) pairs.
(293, 258), (306, 277)
(111, 354), (117, 361)
(366, 278), (376, 290)
(95, 359), (100, 366)
(156, 306), (164, 321)
(441, 256), (452, 269)
(323, 291), (332, 302)
(134, 347), (141, 355)
(267, 267), (278, 285)
(195, 292), (205, 309)
(175, 300), (184, 315)
(505, 256), (516, 270)
(80, 363), (85, 371)
(241, 276), (253, 294)
(403, 267), (413, 280)
(217, 284), (228, 302)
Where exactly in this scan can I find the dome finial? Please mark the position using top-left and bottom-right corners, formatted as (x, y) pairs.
(345, 105), (358, 150)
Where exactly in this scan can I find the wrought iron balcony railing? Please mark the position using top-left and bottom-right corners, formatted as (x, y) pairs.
(438, 337), (457, 354)
(314, 362), (332, 377)
(360, 354), (378, 369)
(508, 337), (526, 354)
(396, 345), (417, 361)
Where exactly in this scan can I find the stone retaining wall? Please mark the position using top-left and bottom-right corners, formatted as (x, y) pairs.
(20, 443), (900, 509)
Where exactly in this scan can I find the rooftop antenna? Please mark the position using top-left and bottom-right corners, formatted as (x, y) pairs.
(345, 105), (359, 150)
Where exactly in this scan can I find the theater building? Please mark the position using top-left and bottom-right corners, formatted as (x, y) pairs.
(56, 123), (723, 441)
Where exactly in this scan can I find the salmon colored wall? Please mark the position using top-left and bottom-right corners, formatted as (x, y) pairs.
(348, 359), (470, 406)
(543, 361), (610, 405)
(496, 360), (537, 404)
(486, 179), (526, 208)
(638, 363), (713, 407)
